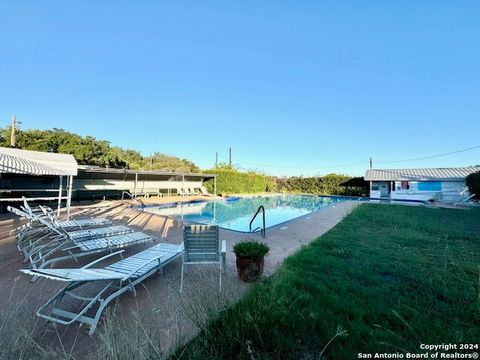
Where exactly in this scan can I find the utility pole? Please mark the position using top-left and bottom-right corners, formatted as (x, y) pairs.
(369, 157), (373, 169)
(229, 147), (232, 167)
(215, 152), (218, 167)
(10, 115), (17, 147)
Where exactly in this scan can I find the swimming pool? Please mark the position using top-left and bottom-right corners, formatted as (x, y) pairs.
(144, 195), (351, 232)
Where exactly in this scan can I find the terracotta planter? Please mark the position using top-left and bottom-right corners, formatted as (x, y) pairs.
(236, 256), (265, 282)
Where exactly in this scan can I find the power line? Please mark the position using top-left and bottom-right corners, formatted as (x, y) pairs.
(233, 145), (480, 171)
(236, 160), (366, 170)
(376, 145), (480, 164)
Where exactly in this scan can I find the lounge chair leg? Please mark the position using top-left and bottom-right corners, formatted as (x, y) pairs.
(219, 266), (222, 291)
(180, 261), (184, 294)
(89, 300), (106, 336)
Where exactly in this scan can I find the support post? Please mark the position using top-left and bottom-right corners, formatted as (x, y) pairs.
(10, 115), (17, 147)
(134, 173), (138, 199)
(57, 176), (63, 217)
(182, 175), (185, 196)
(66, 175), (73, 220)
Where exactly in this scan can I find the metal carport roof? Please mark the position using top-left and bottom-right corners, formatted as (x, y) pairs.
(364, 166), (480, 181)
(0, 147), (78, 176)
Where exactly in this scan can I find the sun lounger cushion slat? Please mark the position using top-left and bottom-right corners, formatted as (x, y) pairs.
(20, 268), (125, 282)
(57, 218), (111, 228)
(69, 225), (134, 240)
(77, 232), (152, 251)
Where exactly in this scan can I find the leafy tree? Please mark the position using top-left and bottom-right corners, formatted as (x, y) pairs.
(0, 126), (199, 171)
(466, 171), (480, 199)
(142, 152), (199, 172)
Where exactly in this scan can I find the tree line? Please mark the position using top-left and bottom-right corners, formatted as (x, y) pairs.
(0, 126), (368, 196)
(0, 127), (200, 172)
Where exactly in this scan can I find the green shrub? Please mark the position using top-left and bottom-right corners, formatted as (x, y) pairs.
(466, 171), (480, 199)
(202, 165), (367, 197)
(275, 174), (366, 196)
(204, 168), (275, 195)
(233, 240), (269, 259)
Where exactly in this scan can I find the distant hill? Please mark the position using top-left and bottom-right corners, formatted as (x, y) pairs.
(0, 127), (200, 172)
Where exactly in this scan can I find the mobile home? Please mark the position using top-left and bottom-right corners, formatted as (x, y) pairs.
(365, 167), (479, 202)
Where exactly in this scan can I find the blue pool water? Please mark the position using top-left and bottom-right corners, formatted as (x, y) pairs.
(144, 195), (350, 232)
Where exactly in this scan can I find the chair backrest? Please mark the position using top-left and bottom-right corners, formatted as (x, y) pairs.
(183, 225), (220, 263)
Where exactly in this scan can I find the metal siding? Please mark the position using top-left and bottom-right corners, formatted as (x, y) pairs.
(365, 167), (480, 181)
(0, 147), (78, 176)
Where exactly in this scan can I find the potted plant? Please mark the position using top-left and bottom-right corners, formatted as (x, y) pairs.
(233, 240), (270, 282)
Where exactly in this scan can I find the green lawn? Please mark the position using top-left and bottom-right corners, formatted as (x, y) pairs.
(173, 204), (480, 359)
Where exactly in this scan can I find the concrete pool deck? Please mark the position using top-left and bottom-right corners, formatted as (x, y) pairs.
(0, 197), (359, 358)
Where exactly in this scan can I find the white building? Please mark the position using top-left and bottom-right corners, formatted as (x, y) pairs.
(365, 166), (480, 202)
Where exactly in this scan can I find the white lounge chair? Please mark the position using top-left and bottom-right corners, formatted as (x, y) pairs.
(12, 199), (111, 237)
(9, 206), (134, 254)
(29, 231), (156, 270)
(21, 242), (183, 335)
(10, 205), (116, 248)
(8, 206), (155, 270)
(180, 225), (226, 293)
(39, 205), (112, 228)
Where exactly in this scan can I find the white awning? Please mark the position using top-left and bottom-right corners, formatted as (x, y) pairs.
(0, 147), (78, 176)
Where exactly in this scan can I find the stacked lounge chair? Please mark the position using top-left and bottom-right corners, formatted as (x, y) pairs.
(11, 200), (111, 239)
(8, 205), (155, 270)
(14, 204), (228, 336)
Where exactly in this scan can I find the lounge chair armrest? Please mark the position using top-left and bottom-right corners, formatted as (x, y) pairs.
(221, 240), (227, 254)
(62, 244), (82, 251)
(82, 250), (125, 269)
(22, 197), (31, 212)
(177, 242), (185, 253)
(220, 240), (227, 274)
(121, 255), (163, 280)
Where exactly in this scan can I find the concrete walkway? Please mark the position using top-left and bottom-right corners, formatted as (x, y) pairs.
(0, 198), (359, 358)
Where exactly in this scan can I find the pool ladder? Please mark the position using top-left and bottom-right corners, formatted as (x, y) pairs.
(249, 205), (266, 238)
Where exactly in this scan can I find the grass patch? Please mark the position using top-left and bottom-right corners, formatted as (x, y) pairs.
(173, 204), (480, 359)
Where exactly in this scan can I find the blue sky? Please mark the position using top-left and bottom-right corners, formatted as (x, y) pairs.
(1, 1), (479, 176)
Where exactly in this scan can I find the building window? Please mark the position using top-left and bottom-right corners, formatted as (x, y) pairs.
(372, 183), (379, 191)
(417, 181), (441, 191)
(401, 181), (409, 190)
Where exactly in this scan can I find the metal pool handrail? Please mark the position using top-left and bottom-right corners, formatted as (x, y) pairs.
(249, 205), (266, 238)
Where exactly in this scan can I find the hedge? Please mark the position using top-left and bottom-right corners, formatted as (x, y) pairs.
(275, 174), (367, 196)
(204, 169), (275, 195)
(203, 169), (367, 197)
